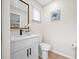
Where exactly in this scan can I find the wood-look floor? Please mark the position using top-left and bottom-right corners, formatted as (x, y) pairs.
(39, 51), (69, 59)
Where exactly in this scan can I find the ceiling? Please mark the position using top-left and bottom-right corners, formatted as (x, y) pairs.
(35, 0), (53, 6)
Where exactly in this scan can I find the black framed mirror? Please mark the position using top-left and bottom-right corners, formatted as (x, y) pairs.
(10, 0), (30, 32)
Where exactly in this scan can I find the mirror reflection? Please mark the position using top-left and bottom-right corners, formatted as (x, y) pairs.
(10, 0), (29, 31)
(10, 13), (20, 28)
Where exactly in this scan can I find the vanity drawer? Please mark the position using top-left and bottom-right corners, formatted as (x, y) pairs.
(11, 37), (38, 53)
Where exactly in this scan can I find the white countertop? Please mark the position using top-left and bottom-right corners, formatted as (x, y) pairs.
(11, 32), (39, 42)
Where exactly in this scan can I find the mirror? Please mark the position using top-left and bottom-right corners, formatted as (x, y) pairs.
(10, 0), (29, 31)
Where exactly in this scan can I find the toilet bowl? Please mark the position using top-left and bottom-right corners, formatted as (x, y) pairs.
(40, 43), (51, 59)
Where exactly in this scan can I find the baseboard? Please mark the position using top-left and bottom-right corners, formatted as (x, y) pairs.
(51, 50), (73, 59)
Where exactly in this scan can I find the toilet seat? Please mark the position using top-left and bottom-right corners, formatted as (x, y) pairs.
(40, 43), (51, 51)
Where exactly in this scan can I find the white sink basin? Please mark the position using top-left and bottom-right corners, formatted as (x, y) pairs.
(11, 32), (39, 42)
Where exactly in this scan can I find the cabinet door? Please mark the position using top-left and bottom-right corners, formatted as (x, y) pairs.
(11, 48), (27, 59)
(11, 38), (39, 59)
(29, 41), (38, 59)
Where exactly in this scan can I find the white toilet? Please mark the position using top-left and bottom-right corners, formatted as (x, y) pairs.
(40, 43), (51, 59)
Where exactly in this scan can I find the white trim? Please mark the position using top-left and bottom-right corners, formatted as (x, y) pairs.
(51, 50), (73, 59)
(39, 49), (73, 59)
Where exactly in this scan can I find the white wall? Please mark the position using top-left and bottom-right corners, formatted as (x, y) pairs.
(2, 0), (10, 59)
(28, 0), (43, 42)
(42, 0), (77, 58)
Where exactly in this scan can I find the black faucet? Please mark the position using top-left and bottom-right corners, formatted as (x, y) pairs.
(20, 29), (23, 35)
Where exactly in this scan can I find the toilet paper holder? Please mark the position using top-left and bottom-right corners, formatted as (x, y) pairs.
(72, 43), (77, 48)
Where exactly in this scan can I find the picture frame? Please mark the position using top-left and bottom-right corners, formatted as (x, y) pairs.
(51, 10), (60, 21)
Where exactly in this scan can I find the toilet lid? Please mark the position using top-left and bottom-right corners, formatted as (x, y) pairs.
(40, 43), (51, 50)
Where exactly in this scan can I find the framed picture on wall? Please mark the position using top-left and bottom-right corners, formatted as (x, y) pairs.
(51, 10), (61, 21)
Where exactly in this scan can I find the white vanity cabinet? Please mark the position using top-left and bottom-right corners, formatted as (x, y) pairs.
(11, 35), (39, 59)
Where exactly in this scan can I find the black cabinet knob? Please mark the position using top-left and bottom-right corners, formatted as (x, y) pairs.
(30, 48), (31, 55)
(26, 48), (32, 57)
(27, 49), (29, 57)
